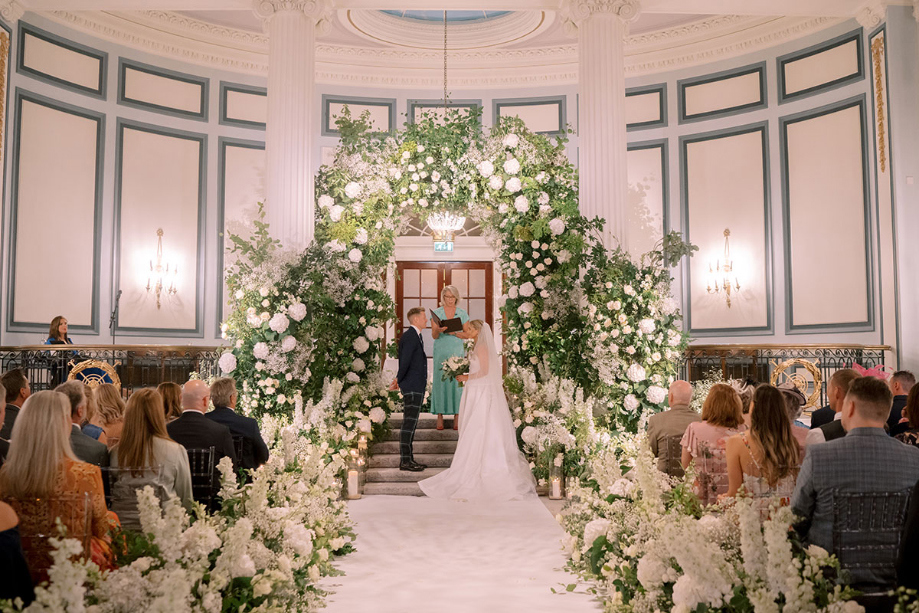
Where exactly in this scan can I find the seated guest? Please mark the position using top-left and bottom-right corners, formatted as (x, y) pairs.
(157, 382), (183, 423)
(805, 368), (860, 447)
(95, 383), (126, 449)
(732, 377), (756, 429)
(206, 377), (269, 471)
(681, 383), (745, 506)
(81, 383), (108, 445)
(777, 382), (809, 455)
(647, 380), (698, 474)
(55, 381), (108, 468)
(167, 380), (237, 468)
(0, 391), (114, 581)
(888, 370), (916, 434)
(894, 386), (919, 447)
(0, 501), (34, 605)
(110, 388), (193, 530)
(725, 385), (800, 512)
(0, 369), (30, 440)
(792, 377), (919, 588)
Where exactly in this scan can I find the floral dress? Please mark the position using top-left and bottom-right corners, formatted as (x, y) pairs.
(738, 433), (798, 519)
(681, 421), (745, 506)
(430, 306), (469, 416)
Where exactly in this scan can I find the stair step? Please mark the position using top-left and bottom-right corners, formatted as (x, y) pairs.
(383, 428), (458, 442)
(363, 482), (424, 496)
(369, 453), (454, 468)
(372, 440), (458, 455)
(387, 414), (455, 430)
(366, 466), (447, 483)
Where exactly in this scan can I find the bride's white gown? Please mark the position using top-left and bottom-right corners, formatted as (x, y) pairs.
(419, 324), (537, 502)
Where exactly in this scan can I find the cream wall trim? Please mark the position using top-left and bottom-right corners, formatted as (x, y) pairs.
(408, 99), (482, 124)
(7, 89), (103, 334)
(17, 21), (106, 99)
(44, 11), (842, 84)
(680, 122), (773, 336)
(321, 93), (396, 136)
(493, 95), (566, 136)
(777, 28), (865, 103)
(625, 83), (666, 131)
(626, 139), (668, 257)
(779, 95), (874, 333)
(678, 62), (767, 124)
(219, 81), (266, 130)
(117, 57), (209, 121)
(113, 118), (206, 337)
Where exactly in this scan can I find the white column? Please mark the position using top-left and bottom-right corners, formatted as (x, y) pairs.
(566, 0), (639, 253)
(255, 1), (331, 249)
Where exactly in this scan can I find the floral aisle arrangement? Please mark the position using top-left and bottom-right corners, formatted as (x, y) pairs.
(221, 109), (693, 437)
(1, 430), (354, 613)
(561, 437), (864, 613)
(441, 356), (470, 383)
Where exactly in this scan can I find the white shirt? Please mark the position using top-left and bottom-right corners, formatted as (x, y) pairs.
(805, 412), (843, 447)
(411, 325), (422, 337)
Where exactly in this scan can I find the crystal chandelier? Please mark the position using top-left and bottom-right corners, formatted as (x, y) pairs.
(146, 228), (178, 309)
(427, 211), (466, 242)
(706, 228), (740, 308)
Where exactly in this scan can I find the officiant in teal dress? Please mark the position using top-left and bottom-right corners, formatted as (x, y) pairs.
(431, 285), (469, 431)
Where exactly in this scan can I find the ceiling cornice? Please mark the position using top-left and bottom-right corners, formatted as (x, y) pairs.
(45, 9), (842, 86)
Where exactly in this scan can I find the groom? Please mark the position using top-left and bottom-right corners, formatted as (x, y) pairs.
(391, 307), (428, 472)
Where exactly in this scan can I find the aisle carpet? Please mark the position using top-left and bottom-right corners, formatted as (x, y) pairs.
(321, 495), (601, 613)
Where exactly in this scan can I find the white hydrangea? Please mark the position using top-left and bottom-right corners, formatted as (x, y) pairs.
(346, 372), (360, 383)
(288, 303), (307, 321)
(505, 177), (522, 193)
(624, 394), (640, 412)
(519, 302), (534, 314)
(549, 218), (566, 236)
(488, 175), (504, 190)
(639, 318), (656, 334)
(326, 239), (345, 253)
(269, 313), (289, 334)
(514, 195), (529, 213)
(583, 518), (611, 548)
(329, 205), (345, 222)
(519, 282), (536, 297)
(344, 182), (362, 199)
(318, 194), (334, 209)
(348, 248), (363, 263)
(520, 426), (537, 445)
(253, 342), (269, 360)
(503, 158), (520, 175)
(646, 385), (667, 405)
(478, 160), (495, 177)
(365, 326), (382, 342)
(352, 358), (365, 372)
(358, 419), (372, 433)
(537, 192), (550, 205)
(353, 336), (370, 353)
(503, 133), (519, 148)
(370, 406), (387, 424)
(508, 285), (519, 299)
(218, 352), (237, 374)
(281, 335), (297, 353)
(557, 250), (572, 263)
(626, 363), (647, 383)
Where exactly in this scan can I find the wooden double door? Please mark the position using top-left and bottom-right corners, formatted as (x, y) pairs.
(395, 261), (494, 358)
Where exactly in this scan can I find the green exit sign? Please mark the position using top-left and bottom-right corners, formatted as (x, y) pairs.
(434, 241), (454, 252)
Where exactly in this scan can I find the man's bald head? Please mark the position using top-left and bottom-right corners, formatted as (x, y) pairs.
(668, 380), (693, 408)
(182, 379), (210, 413)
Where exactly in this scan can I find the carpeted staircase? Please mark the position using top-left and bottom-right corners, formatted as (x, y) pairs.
(364, 412), (456, 496)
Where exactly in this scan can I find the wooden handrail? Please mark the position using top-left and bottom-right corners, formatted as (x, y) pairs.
(0, 344), (224, 352)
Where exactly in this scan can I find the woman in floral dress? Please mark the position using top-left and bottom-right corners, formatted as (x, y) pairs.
(430, 285), (469, 430)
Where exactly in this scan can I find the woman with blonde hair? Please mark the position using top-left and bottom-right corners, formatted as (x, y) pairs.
(95, 383), (125, 448)
(110, 388), (192, 530)
(430, 284), (470, 430)
(80, 383), (108, 445)
(681, 383), (746, 505)
(157, 382), (183, 422)
(0, 391), (113, 581)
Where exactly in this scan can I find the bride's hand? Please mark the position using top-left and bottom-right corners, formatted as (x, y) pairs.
(455, 374), (469, 383)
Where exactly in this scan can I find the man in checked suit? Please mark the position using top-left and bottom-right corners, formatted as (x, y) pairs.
(390, 307), (428, 472)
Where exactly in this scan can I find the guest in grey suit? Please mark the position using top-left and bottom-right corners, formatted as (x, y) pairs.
(55, 381), (108, 468)
(646, 380), (699, 473)
(792, 376), (919, 587)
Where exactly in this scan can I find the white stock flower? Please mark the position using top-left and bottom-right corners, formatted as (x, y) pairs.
(478, 160), (495, 177)
(329, 205), (345, 222)
(344, 182), (362, 199)
(549, 218), (566, 236)
(514, 195), (529, 213)
(519, 282), (536, 297)
(503, 158), (521, 175)
(353, 336), (370, 353)
(281, 335), (297, 353)
(354, 228), (368, 244)
(503, 133), (520, 148)
(288, 303), (307, 321)
(218, 352), (237, 374)
(318, 194), (334, 209)
(269, 313), (289, 334)
(646, 385), (667, 404)
(348, 248), (363, 263)
(639, 318), (656, 334)
(253, 342), (269, 360)
(624, 394), (640, 412)
(626, 363), (647, 383)
(505, 177), (522, 193)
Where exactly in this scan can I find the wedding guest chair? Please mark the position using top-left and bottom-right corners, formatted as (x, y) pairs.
(186, 446), (217, 510)
(659, 434), (685, 478)
(103, 466), (167, 531)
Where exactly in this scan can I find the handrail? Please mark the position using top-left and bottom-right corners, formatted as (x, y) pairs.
(0, 344), (224, 352)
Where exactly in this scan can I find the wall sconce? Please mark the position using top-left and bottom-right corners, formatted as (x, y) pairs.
(707, 228), (740, 308)
(146, 228), (177, 309)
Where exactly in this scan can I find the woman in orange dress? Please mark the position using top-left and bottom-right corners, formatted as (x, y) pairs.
(0, 390), (116, 582)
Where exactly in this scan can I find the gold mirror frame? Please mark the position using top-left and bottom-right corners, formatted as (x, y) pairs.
(67, 359), (121, 390)
(770, 358), (822, 409)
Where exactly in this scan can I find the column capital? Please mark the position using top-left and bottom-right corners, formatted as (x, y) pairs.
(562, 0), (640, 33)
(855, 0), (887, 29)
(253, 0), (333, 32)
(0, 0), (25, 24)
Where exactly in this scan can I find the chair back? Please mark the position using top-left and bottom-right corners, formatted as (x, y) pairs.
(692, 441), (729, 506)
(232, 436), (245, 463)
(658, 434), (684, 478)
(5, 492), (91, 584)
(186, 447), (216, 509)
(102, 466), (166, 532)
(832, 488), (912, 592)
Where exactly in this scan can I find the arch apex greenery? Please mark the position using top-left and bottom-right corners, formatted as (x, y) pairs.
(222, 108), (693, 471)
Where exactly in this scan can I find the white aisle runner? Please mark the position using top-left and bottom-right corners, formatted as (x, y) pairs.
(321, 495), (601, 613)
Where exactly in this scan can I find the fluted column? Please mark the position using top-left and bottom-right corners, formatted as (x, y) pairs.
(565, 0), (639, 253)
(255, 0), (331, 249)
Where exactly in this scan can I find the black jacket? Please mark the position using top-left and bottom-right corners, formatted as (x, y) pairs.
(206, 406), (269, 470)
(809, 405), (835, 429)
(819, 418), (846, 443)
(167, 411), (237, 468)
(397, 327), (427, 394)
(888, 395), (909, 433)
(0, 405), (20, 441)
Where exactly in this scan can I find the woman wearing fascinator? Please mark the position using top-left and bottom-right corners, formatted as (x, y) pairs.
(419, 320), (536, 502)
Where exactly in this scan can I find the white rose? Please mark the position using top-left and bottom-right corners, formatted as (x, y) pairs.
(253, 342), (269, 360)
(329, 205), (345, 222)
(318, 194), (334, 209)
(478, 160), (495, 178)
(281, 335), (297, 353)
(344, 182), (362, 199)
(623, 394), (640, 412)
(288, 303), (307, 321)
(505, 177), (522, 193)
(348, 248), (363, 263)
(503, 133), (519, 148)
(626, 363), (646, 383)
(352, 358), (365, 372)
(218, 352), (237, 374)
(503, 158), (520, 175)
(549, 218), (566, 236)
(488, 175), (504, 190)
(514, 195), (529, 213)
(353, 336), (370, 353)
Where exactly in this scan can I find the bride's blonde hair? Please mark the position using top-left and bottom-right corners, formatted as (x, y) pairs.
(468, 320), (484, 345)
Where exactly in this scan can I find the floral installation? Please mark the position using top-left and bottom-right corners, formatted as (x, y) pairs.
(560, 435), (865, 613)
(690, 368), (725, 413)
(1, 429), (354, 613)
(441, 355), (470, 382)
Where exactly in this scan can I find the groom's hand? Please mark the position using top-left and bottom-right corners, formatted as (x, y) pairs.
(388, 379), (399, 392)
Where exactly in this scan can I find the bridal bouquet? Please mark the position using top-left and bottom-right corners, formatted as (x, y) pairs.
(442, 355), (470, 383)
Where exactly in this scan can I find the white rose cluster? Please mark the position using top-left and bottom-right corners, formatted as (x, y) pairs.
(514, 195), (529, 213)
(502, 133), (519, 148)
(639, 318), (656, 334)
(478, 160), (494, 178)
(348, 248), (363, 263)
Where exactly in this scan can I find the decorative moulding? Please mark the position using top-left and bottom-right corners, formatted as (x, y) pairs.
(45, 10), (841, 86)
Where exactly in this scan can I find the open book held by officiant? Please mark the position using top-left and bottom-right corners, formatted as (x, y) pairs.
(430, 310), (464, 333)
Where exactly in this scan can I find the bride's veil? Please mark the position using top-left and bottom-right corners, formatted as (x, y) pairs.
(475, 323), (503, 387)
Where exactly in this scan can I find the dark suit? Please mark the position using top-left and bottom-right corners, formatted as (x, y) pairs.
(0, 437), (8, 468)
(0, 404), (20, 440)
(167, 410), (237, 468)
(819, 419), (846, 443)
(70, 424), (108, 467)
(810, 404), (835, 429)
(888, 395), (908, 433)
(206, 406), (269, 470)
(397, 327), (427, 464)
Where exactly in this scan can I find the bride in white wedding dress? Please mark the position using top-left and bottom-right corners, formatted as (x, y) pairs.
(419, 320), (537, 502)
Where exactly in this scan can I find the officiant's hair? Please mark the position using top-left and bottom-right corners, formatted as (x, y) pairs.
(441, 285), (462, 303)
(407, 307), (425, 322)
